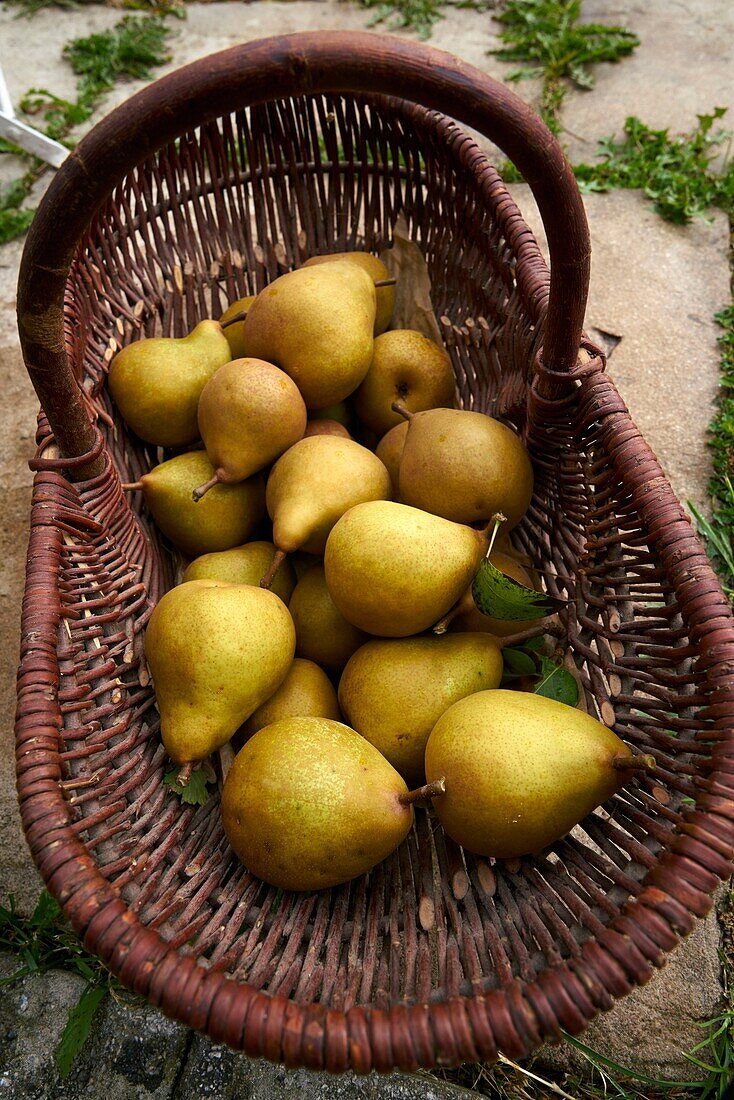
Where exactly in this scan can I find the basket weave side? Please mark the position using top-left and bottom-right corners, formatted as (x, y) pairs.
(18, 369), (734, 1071)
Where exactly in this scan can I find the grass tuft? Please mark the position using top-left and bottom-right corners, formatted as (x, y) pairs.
(574, 108), (734, 223)
(0, 13), (173, 246)
(491, 0), (638, 133)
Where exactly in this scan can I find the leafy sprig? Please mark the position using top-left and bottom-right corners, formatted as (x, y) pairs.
(0, 13), (173, 244)
(574, 108), (734, 223)
(163, 765), (213, 806)
(472, 557), (566, 622)
(491, 0), (639, 133)
(0, 890), (123, 1077)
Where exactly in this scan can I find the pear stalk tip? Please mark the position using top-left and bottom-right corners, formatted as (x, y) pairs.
(260, 549), (287, 590)
(390, 400), (414, 421)
(176, 762), (194, 787)
(121, 480), (143, 492)
(192, 473), (221, 502)
(373, 277), (397, 288)
(400, 777), (447, 805)
(612, 753), (656, 772)
(220, 310), (248, 329)
(433, 602), (462, 635)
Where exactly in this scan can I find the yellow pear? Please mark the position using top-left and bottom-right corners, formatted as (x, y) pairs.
(108, 320), (231, 447)
(194, 358), (307, 499)
(303, 419), (352, 439)
(262, 436), (391, 586)
(221, 718), (419, 891)
(241, 658), (341, 739)
(241, 262), (376, 408)
(289, 564), (370, 673)
(374, 420), (409, 499)
(137, 451), (265, 558)
(303, 251), (394, 334)
(396, 406), (534, 529)
(219, 295), (256, 358)
(353, 329), (455, 435)
(182, 541), (296, 605)
(145, 580), (296, 767)
(339, 634), (502, 785)
(425, 690), (653, 858)
(323, 501), (490, 637)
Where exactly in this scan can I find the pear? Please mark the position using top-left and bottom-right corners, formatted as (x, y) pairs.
(145, 580), (296, 768)
(194, 358), (307, 499)
(374, 420), (409, 499)
(396, 406), (534, 530)
(241, 658), (341, 739)
(221, 717), (435, 891)
(241, 262), (376, 408)
(303, 251), (394, 334)
(425, 690), (654, 859)
(438, 549), (543, 638)
(324, 501), (490, 637)
(262, 436), (391, 586)
(303, 419), (352, 439)
(289, 564), (369, 673)
(309, 402), (354, 430)
(353, 330), (455, 435)
(135, 451), (265, 558)
(339, 634), (502, 785)
(108, 320), (231, 447)
(219, 295), (256, 358)
(183, 541), (296, 605)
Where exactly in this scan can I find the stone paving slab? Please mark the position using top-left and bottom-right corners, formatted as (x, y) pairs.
(0, 0), (732, 1091)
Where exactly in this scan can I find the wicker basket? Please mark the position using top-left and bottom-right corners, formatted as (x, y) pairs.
(15, 32), (734, 1074)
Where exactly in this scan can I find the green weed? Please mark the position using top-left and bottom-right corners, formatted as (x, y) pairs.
(0, 13), (173, 245)
(0, 891), (124, 1077)
(491, 0), (638, 134)
(574, 108), (734, 223)
(64, 13), (172, 103)
(6, 0), (180, 14)
(355, 0), (490, 43)
(0, 179), (35, 245)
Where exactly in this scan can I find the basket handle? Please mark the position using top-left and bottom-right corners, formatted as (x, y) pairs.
(17, 31), (590, 479)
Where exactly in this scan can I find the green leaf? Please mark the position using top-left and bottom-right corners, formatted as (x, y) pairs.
(472, 558), (565, 622)
(164, 766), (212, 806)
(502, 647), (537, 676)
(533, 656), (579, 706)
(54, 982), (107, 1078)
(31, 890), (61, 929)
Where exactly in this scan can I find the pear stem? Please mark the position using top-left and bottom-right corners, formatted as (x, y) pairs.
(220, 310), (248, 329)
(433, 602), (462, 636)
(390, 400), (414, 421)
(260, 548), (287, 590)
(482, 513), (507, 558)
(192, 473), (221, 502)
(374, 278), (397, 288)
(499, 616), (564, 648)
(612, 753), (656, 773)
(400, 777), (447, 805)
(177, 762), (194, 787)
(121, 481), (143, 492)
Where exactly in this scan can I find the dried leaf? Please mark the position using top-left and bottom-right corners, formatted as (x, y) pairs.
(379, 212), (442, 345)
